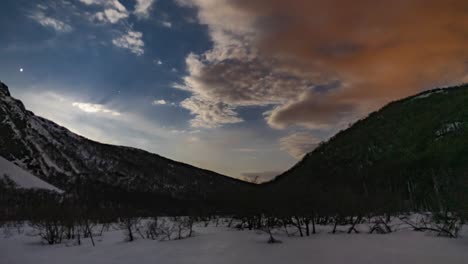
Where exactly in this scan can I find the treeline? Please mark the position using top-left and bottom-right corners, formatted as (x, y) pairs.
(0, 178), (218, 244)
(2, 172), (466, 245)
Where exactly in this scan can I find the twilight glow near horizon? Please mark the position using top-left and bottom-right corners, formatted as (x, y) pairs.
(1, 0), (467, 181)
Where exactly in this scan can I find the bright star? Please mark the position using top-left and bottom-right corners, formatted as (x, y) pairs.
(20, 68), (23, 72)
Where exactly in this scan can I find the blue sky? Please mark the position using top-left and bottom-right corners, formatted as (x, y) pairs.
(1, 0), (467, 181)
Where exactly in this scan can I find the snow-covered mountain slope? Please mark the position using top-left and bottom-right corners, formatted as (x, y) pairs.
(0, 156), (63, 193)
(0, 81), (252, 200)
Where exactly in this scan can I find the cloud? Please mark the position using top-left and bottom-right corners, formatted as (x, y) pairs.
(177, 54), (311, 106)
(241, 171), (280, 183)
(170, 129), (187, 133)
(279, 132), (321, 159)
(180, 96), (242, 128)
(80, 0), (128, 24)
(72, 102), (121, 116)
(235, 148), (258, 152)
(134, 0), (156, 18)
(36, 4), (48, 10)
(267, 90), (354, 129)
(162, 21), (172, 28)
(176, 0), (468, 130)
(153, 99), (167, 105)
(186, 136), (200, 143)
(78, 0), (147, 57)
(79, 0), (100, 4)
(94, 9), (129, 23)
(170, 129), (201, 134)
(174, 53), (312, 127)
(80, 0), (155, 22)
(153, 99), (177, 106)
(79, 0), (127, 12)
(30, 11), (72, 32)
(112, 30), (145, 55)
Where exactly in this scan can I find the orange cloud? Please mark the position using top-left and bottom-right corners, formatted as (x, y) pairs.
(244, 0), (468, 126)
(178, 0), (468, 129)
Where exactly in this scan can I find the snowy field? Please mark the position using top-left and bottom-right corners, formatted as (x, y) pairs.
(1, 222), (468, 264)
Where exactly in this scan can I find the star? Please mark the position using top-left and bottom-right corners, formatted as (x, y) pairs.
(20, 68), (23, 72)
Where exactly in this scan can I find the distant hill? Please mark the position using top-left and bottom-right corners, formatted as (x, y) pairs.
(263, 84), (468, 216)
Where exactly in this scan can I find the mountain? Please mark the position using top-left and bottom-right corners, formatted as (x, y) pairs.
(0, 156), (63, 193)
(0, 81), (253, 206)
(263, 84), (468, 215)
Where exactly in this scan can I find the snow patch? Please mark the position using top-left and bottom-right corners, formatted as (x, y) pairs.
(413, 89), (446, 99)
(0, 156), (63, 193)
(436, 122), (464, 137)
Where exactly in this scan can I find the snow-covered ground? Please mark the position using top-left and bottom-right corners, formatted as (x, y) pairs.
(0, 156), (63, 193)
(1, 223), (468, 264)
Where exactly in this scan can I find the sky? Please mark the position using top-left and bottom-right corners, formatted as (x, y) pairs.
(0, 0), (467, 182)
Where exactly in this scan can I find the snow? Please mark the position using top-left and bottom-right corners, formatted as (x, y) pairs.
(436, 122), (463, 137)
(413, 89), (446, 99)
(1, 224), (468, 264)
(0, 156), (63, 193)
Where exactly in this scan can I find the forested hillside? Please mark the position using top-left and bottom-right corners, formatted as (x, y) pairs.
(263, 84), (468, 219)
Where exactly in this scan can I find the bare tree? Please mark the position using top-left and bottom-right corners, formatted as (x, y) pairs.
(119, 217), (143, 242)
(30, 219), (65, 245)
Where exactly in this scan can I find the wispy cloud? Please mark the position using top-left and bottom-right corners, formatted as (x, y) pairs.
(79, 0), (129, 24)
(79, 0), (127, 12)
(180, 96), (242, 128)
(134, 0), (156, 19)
(235, 148), (258, 152)
(279, 132), (320, 159)
(153, 99), (176, 106)
(77, 0), (146, 57)
(94, 9), (129, 23)
(112, 30), (145, 56)
(153, 99), (167, 105)
(162, 21), (172, 28)
(30, 11), (72, 33)
(36, 4), (48, 10)
(72, 102), (121, 116)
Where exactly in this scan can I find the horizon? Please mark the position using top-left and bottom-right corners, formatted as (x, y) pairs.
(1, 0), (467, 182)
